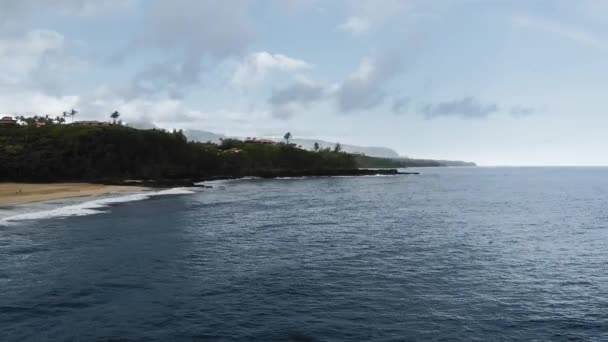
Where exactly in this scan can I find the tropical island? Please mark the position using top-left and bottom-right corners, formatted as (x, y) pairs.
(0, 112), (474, 203)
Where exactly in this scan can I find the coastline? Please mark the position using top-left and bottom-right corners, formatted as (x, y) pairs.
(0, 169), (416, 206)
(107, 168), (419, 186)
(0, 183), (146, 206)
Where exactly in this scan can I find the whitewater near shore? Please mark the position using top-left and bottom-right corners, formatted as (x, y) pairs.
(0, 183), (145, 206)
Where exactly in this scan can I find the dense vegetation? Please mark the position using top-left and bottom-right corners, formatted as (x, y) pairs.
(354, 155), (476, 168)
(0, 124), (359, 182)
(354, 155), (442, 168)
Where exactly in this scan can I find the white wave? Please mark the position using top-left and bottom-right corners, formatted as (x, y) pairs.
(196, 177), (261, 187)
(151, 187), (198, 195)
(0, 188), (196, 226)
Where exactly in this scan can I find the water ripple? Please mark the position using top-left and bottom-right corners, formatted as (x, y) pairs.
(1, 168), (608, 341)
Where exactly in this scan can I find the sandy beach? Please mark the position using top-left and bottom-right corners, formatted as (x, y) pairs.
(0, 183), (145, 206)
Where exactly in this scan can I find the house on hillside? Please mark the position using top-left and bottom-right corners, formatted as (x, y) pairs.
(245, 138), (276, 145)
(0, 116), (17, 126)
(72, 121), (110, 127)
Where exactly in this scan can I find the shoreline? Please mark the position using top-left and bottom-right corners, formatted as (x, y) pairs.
(1, 169), (418, 206)
(107, 168), (420, 187)
(0, 183), (146, 206)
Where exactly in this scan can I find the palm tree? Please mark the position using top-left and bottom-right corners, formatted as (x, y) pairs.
(314, 142), (320, 151)
(110, 111), (120, 125)
(333, 143), (342, 153)
(284, 132), (292, 144)
(69, 109), (78, 123)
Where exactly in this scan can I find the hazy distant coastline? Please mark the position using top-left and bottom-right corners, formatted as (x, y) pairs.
(182, 129), (476, 167)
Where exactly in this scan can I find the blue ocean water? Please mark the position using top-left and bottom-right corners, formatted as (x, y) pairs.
(1, 167), (608, 341)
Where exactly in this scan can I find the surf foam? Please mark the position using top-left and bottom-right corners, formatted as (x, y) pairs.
(0, 188), (196, 226)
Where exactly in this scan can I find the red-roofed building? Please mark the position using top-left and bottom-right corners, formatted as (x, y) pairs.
(0, 116), (17, 126)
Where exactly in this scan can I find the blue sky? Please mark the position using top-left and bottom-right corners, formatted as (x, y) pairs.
(1, 0), (607, 165)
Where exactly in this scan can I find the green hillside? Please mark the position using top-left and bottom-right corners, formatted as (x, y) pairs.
(0, 124), (359, 182)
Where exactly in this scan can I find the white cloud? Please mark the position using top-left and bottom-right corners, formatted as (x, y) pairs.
(231, 51), (313, 86)
(265, 52), (406, 117)
(110, 0), (256, 97)
(0, 29), (82, 96)
(0, 23), (87, 116)
(0, 0), (135, 26)
(268, 79), (327, 118)
(0, 92), (78, 116)
(339, 0), (411, 34)
(512, 13), (608, 50)
(0, 30), (64, 87)
(117, 99), (275, 136)
(335, 53), (404, 112)
(0, 0), (134, 13)
(49, 84), (278, 136)
(338, 17), (371, 35)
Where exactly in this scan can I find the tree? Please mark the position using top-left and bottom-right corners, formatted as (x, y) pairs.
(66, 109), (78, 123)
(333, 143), (342, 153)
(0, 117), (359, 182)
(283, 132), (292, 144)
(313, 142), (320, 152)
(110, 111), (120, 124)
(19, 116), (37, 126)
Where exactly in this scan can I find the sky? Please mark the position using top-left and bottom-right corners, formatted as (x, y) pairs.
(0, 0), (607, 166)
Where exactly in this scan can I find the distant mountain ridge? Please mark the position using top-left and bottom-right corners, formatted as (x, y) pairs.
(182, 129), (475, 166)
(183, 130), (400, 158)
(428, 159), (477, 167)
(183, 129), (225, 144)
(288, 138), (400, 158)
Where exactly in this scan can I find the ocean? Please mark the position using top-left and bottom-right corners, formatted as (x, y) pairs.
(1, 167), (608, 341)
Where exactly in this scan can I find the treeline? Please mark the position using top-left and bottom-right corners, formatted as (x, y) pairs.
(0, 125), (358, 182)
(354, 155), (442, 168)
(354, 155), (476, 168)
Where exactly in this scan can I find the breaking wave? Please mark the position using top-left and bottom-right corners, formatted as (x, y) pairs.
(0, 188), (196, 226)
